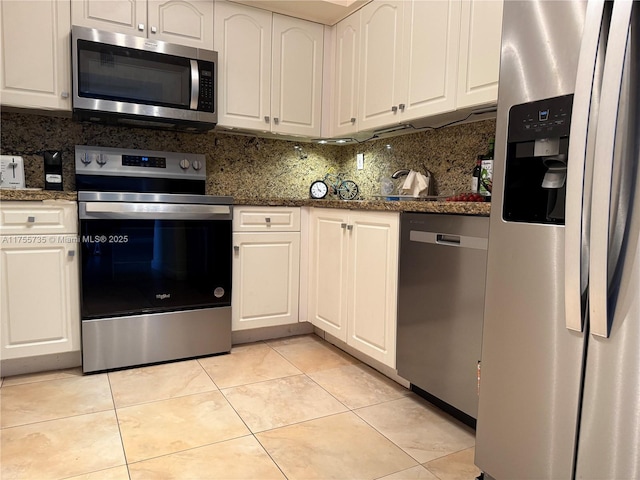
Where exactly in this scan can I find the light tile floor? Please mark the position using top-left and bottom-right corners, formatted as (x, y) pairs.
(0, 334), (480, 480)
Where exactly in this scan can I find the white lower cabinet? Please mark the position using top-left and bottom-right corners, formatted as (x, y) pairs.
(309, 208), (399, 367)
(0, 202), (80, 360)
(232, 207), (301, 330)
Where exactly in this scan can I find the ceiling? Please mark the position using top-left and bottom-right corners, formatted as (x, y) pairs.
(228, 0), (370, 25)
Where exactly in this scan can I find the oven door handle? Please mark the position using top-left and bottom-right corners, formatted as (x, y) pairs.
(80, 202), (232, 220)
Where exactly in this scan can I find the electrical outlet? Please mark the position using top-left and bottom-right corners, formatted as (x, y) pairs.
(356, 153), (364, 170)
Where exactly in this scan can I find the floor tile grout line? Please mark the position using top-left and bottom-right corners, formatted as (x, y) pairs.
(251, 433), (291, 480)
(123, 432), (255, 469)
(0, 406), (117, 431)
(106, 371), (133, 480)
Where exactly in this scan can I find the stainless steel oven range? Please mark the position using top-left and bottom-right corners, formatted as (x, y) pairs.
(75, 145), (232, 373)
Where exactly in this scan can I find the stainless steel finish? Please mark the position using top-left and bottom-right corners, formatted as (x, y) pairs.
(589, 0), (634, 338)
(576, 17), (640, 467)
(81, 307), (232, 373)
(27, 216), (35, 223)
(78, 191), (232, 205)
(397, 213), (489, 419)
(137, 23), (145, 31)
(80, 202), (231, 220)
(78, 192), (233, 205)
(409, 230), (488, 250)
(192, 160), (202, 171)
(96, 154), (106, 166)
(565, 0), (605, 333)
(75, 146), (206, 180)
(71, 25), (218, 127)
(190, 59), (199, 110)
(475, 2), (587, 478)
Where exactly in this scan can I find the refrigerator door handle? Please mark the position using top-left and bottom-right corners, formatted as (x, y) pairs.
(589, 0), (634, 338)
(565, 0), (608, 332)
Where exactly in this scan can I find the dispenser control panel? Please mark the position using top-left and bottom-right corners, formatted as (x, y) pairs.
(508, 94), (573, 142)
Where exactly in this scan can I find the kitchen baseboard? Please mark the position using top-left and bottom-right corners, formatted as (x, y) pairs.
(1, 351), (82, 378)
(232, 321), (315, 345)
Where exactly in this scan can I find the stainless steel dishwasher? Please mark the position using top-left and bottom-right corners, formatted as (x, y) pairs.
(397, 213), (489, 427)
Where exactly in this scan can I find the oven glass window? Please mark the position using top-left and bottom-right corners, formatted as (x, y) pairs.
(77, 40), (191, 109)
(80, 219), (231, 319)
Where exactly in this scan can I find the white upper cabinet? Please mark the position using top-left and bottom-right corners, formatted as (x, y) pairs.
(148, 0), (214, 49)
(215, 1), (324, 137)
(357, 0), (462, 132)
(71, 0), (146, 37)
(71, 0), (214, 49)
(400, 0), (460, 120)
(456, 0), (503, 108)
(215, 1), (272, 130)
(357, 0), (403, 131)
(329, 0), (501, 136)
(0, 0), (72, 110)
(331, 11), (360, 137)
(271, 14), (324, 137)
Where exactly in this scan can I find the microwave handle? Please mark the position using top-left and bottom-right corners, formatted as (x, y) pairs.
(190, 60), (199, 110)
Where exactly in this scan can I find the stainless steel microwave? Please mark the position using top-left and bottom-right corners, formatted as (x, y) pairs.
(71, 25), (217, 132)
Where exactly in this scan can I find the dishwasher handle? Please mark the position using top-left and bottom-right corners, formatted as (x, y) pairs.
(409, 230), (488, 251)
(436, 234), (461, 246)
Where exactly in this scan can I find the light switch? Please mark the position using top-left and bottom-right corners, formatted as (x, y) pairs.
(356, 153), (364, 170)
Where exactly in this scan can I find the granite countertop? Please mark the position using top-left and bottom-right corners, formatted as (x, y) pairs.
(0, 189), (78, 202)
(0, 190), (491, 216)
(234, 197), (492, 216)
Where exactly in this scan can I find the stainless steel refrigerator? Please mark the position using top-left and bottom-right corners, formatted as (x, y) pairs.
(475, 1), (640, 479)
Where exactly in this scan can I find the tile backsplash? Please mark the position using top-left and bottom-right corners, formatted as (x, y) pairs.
(0, 112), (495, 199)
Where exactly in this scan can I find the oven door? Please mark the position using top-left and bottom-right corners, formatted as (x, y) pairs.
(79, 201), (231, 320)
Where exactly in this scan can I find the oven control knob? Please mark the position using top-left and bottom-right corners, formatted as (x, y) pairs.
(192, 160), (202, 171)
(179, 159), (190, 170)
(80, 153), (92, 165)
(96, 154), (107, 166)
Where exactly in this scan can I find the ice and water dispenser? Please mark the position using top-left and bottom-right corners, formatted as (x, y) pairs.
(503, 94), (573, 224)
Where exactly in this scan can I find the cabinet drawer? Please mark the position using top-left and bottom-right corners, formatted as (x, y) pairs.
(233, 206), (301, 232)
(0, 202), (77, 235)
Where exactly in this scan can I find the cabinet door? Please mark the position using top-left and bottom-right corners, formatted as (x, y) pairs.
(400, 0), (460, 121)
(148, 0), (214, 50)
(332, 11), (360, 137)
(0, 0), (71, 110)
(71, 0), (147, 37)
(215, 1), (272, 131)
(232, 232), (300, 330)
(347, 211), (399, 367)
(271, 14), (324, 137)
(0, 239), (80, 360)
(358, 1), (403, 131)
(456, 0), (503, 108)
(308, 208), (349, 341)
